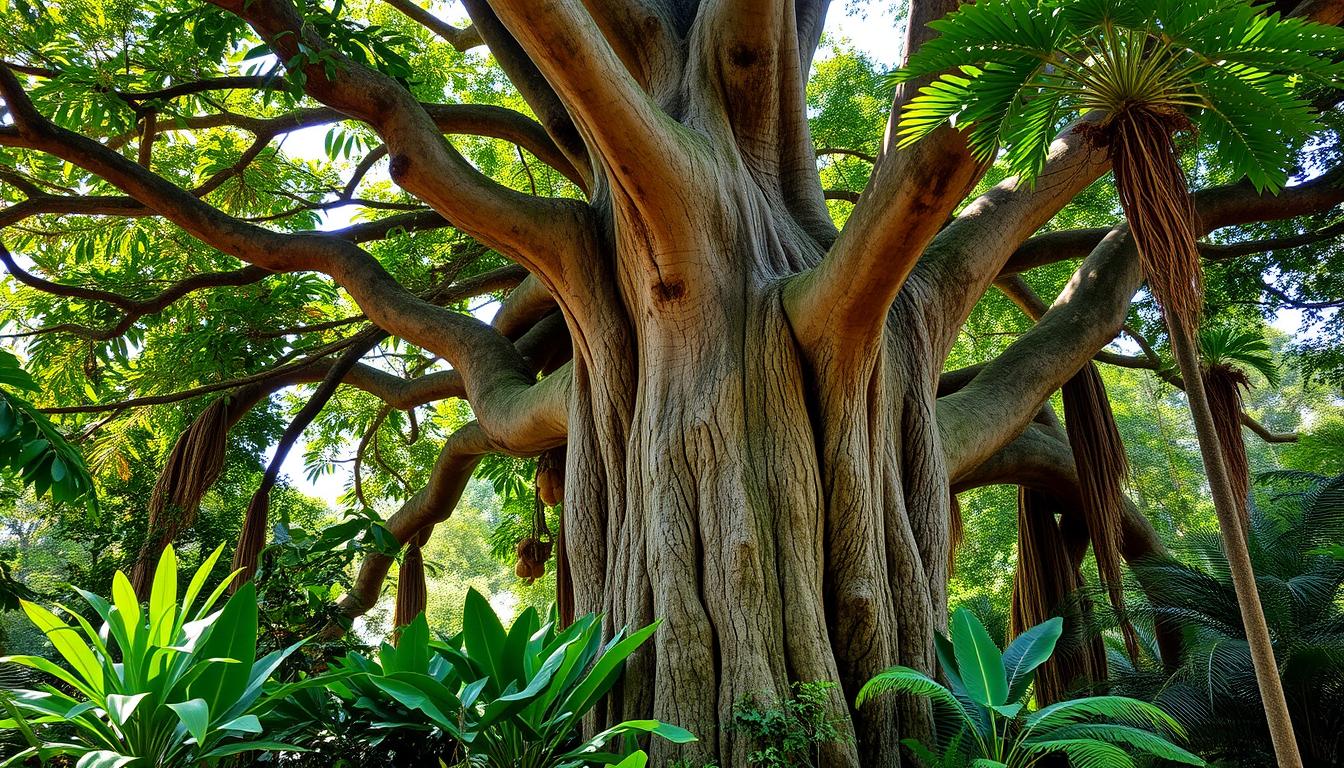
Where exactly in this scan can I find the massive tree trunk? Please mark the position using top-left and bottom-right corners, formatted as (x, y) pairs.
(554, 163), (949, 764)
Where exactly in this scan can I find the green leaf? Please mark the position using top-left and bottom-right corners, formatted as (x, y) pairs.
(1026, 695), (1182, 735)
(187, 583), (258, 717)
(1042, 723), (1204, 764)
(74, 751), (136, 768)
(147, 546), (179, 648)
(462, 588), (507, 684)
(856, 666), (970, 729)
(167, 698), (209, 746)
(103, 693), (147, 726)
(217, 714), (263, 734)
(1002, 616), (1063, 702)
(1022, 738), (1136, 768)
(949, 608), (1008, 707)
(18, 601), (103, 692)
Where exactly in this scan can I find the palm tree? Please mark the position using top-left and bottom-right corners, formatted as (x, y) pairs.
(888, 1), (1343, 764)
(1199, 326), (1281, 527)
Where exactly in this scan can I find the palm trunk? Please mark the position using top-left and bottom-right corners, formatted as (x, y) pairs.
(1168, 317), (1301, 766)
(1110, 110), (1303, 767)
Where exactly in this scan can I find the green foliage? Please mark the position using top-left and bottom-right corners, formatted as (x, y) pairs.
(276, 591), (695, 768)
(730, 682), (851, 767)
(889, 0), (1344, 191)
(0, 544), (314, 767)
(858, 608), (1202, 767)
(0, 349), (95, 510)
(253, 517), (393, 680)
(1109, 471), (1344, 765)
(1199, 325), (1280, 386)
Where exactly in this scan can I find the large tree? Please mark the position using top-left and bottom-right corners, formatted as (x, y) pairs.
(1, 0), (1342, 765)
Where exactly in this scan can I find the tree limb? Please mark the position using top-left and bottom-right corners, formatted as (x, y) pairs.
(200, 0), (596, 284)
(484, 0), (689, 206)
(376, 0), (483, 50)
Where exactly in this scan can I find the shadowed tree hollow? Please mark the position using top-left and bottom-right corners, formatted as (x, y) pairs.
(1, 0), (1343, 765)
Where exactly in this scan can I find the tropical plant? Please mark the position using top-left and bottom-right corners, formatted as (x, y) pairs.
(274, 590), (695, 768)
(1110, 471), (1344, 766)
(890, 1), (1344, 762)
(262, 613), (464, 767)
(1199, 326), (1281, 522)
(730, 681), (852, 767)
(0, 544), (311, 767)
(253, 519), (382, 681)
(0, 347), (95, 510)
(857, 607), (1203, 767)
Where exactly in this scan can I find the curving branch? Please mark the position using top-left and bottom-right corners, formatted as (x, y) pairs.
(199, 0), (595, 285)
(483, 0), (688, 206)
(0, 245), (272, 341)
(338, 362), (572, 620)
(939, 167), (1344, 480)
(781, 0), (990, 362)
(376, 0), (483, 50)
(1, 66), (561, 442)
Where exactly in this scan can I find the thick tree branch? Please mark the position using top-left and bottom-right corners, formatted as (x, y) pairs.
(457, 0), (590, 183)
(940, 227), (1140, 479)
(200, 0), (595, 284)
(917, 125), (1109, 357)
(780, 0), (988, 359)
(484, 0), (689, 205)
(939, 168), (1343, 478)
(338, 363), (572, 620)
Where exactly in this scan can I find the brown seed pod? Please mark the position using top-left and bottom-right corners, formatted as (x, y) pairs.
(515, 559), (531, 579)
(536, 448), (565, 507)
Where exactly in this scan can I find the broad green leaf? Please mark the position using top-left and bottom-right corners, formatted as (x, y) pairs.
(74, 751), (135, 768)
(217, 714), (262, 734)
(186, 583), (258, 717)
(1003, 616), (1063, 702)
(147, 546), (178, 648)
(949, 608), (1008, 707)
(18, 601), (102, 692)
(103, 693), (147, 726)
(168, 698), (209, 746)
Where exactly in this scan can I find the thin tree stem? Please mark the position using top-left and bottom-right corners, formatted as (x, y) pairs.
(1168, 313), (1303, 768)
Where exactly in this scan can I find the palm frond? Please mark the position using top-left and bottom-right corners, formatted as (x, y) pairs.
(1025, 695), (1183, 734)
(1198, 326), (1279, 386)
(1191, 65), (1320, 193)
(1042, 723), (1203, 764)
(1021, 737), (1137, 768)
(856, 667), (971, 730)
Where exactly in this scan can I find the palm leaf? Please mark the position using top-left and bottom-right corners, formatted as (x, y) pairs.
(1043, 723), (1204, 764)
(855, 666), (971, 730)
(1026, 695), (1183, 734)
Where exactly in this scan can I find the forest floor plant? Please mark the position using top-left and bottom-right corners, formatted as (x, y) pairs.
(0, 545), (314, 767)
(857, 607), (1203, 767)
(890, 2), (1344, 763)
(730, 681), (852, 767)
(269, 589), (694, 768)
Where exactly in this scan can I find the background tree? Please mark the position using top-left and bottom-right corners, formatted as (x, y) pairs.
(1, 0), (1343, 765)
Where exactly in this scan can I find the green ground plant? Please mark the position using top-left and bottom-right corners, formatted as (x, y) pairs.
(858, 608), (1203, 767)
